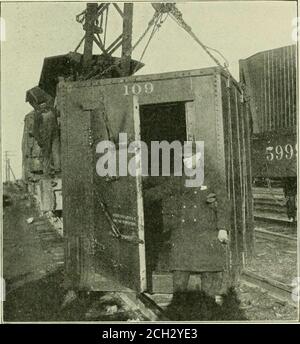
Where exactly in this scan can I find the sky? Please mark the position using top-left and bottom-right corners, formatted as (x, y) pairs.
(1, 1), (297, 178)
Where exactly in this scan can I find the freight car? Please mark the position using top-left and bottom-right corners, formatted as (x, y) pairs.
(57, 67), (253, 293)
(239, 45), (297, 221)
(21, 2), (254, 295)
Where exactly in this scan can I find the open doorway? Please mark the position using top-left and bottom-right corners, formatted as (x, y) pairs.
(139, 102), (187, 293)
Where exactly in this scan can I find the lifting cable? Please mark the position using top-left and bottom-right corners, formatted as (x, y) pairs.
(132, 12), (169, 73)
(169, 13), (227, 70)
(166, 5), (229, 71)
(164, 4), (244, 93)
(76, 3), (238, 91)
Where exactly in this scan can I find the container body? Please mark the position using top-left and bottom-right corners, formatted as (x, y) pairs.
(58, 67), (253, 292)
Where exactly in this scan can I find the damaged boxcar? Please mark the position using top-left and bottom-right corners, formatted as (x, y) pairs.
(21, 2), (255, 294)
(57, 66), (254, 293)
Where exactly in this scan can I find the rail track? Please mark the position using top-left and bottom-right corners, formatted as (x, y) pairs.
(254, 228), (297, 245)
(243, 216), (297, 308)
(253, 187), (295, 224)
(241, 270), (297, 307)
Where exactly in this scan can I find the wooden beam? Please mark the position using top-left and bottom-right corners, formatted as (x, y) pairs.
(106, 34), (123, 54)
(83, 3), (98, 69)
(113, 3), (124, 18)
(93, 34), (109, 56)
(121, 3), (133, 76)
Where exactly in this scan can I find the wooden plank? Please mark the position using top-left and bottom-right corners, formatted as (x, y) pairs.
(132, 95), (147, 292)
(185, 101), (196, 142)
(120, 3), (133, 76)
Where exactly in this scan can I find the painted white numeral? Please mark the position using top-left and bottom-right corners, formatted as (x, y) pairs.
(132, 84), (142, 95)
(144, 82), (154, 94)
(124, 84), (130, 96)
(266, 144), (296, 161)
(266, 146), (274, 161)
(124, 83), (154, 96)
(284, 144), (294, 160)
(275, 145), (283, 160)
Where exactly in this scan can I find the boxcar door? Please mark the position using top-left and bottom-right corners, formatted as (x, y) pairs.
(59, 83), (146, 292)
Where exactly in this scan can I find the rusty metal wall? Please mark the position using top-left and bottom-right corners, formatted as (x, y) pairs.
(240, 45), (296, 134)
(59, 82), (143, 291)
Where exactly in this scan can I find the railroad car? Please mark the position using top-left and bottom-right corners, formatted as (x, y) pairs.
(57, 67), (253, 293)
(239, 45), (297, 220)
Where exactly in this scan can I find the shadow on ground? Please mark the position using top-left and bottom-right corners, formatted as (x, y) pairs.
(4, 268), (247, 322)
(4, 268), (146, 322)
(164, 288), (247, 321)
(4, 268), (100, 322)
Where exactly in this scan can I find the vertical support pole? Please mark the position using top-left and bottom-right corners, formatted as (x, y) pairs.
(132, 95), (147, 292)
(121, 3), (133, 76)
(83, 3), (98, 69)
(185, 101), (196, 142)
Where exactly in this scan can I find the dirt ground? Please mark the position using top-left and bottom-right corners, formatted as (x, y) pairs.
(2, 183), (298, 322)
(2, 184), (149, 322)
(3, 183), (64, 292)
(236, 283), (298, 321)
(246, 223), (297, 285)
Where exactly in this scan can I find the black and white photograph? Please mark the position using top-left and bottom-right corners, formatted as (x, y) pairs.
(0, 1), (299, 324)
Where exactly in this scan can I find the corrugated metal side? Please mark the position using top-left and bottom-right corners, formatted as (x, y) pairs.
(240, 45), (296, 134)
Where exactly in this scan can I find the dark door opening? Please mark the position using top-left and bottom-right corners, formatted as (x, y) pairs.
(139, 102), (187, 293)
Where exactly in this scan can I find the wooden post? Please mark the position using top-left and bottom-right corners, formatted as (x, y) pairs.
(83, 3), (98, 69)
(121, 3), (133, 77)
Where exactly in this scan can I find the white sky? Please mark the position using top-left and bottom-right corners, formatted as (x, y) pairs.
(1, 1), (297, 178)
